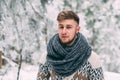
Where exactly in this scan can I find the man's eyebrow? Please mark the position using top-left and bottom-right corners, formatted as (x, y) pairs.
(66, 24), (73, 27)
(58, 24), (63, 25)
(58, 24), (62, 25)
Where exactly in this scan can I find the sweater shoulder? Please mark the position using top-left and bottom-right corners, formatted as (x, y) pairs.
(88, 51), (102, 68)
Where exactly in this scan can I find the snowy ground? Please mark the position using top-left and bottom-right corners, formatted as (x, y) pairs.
(0, 63), (38, 80)
(104, 71), (120, 80)
(0, 63), (120, 80)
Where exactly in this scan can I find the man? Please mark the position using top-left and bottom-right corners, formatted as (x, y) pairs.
(37, 10), (104, 80)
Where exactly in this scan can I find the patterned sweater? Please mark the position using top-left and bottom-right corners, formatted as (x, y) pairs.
(37, 51), (104, 80)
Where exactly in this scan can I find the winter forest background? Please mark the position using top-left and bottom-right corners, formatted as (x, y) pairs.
(0, 0), (120, 80)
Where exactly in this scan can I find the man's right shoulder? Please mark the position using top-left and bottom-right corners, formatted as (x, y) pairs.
(39, 52), (47, 64)
(88, 51), (102, 68)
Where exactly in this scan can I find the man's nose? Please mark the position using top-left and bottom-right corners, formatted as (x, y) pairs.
(62, 28), (67, 34)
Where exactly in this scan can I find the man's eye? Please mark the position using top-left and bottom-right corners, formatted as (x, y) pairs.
(66, 26), (72, 29)
(59, 26), (63, 29)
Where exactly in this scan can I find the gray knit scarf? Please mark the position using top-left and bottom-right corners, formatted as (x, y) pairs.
(47, 33), (92, 77)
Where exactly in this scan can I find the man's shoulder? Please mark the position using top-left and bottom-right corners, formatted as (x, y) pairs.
(88, 51), (102, 68)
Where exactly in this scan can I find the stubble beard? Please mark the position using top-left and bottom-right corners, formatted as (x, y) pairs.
(60, 34), (77, 46)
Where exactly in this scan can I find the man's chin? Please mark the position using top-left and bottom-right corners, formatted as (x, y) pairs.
(61, 41), (68, 44)
(61, 40), (68, 44)
(61, 38), (76, 46)
(61, 41), (72, 45)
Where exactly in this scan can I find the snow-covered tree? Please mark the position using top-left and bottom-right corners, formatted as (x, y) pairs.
(0, 1), (120, 79)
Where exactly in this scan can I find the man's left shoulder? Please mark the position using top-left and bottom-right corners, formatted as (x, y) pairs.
(88, 51), (102, 68)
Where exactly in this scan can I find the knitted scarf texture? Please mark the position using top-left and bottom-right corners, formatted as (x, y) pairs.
(47, 33), (92, 77)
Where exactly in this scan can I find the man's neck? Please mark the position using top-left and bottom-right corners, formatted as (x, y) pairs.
(66, 36), (77, 46)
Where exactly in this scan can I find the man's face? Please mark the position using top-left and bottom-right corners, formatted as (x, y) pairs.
(58, 19), (80, 45)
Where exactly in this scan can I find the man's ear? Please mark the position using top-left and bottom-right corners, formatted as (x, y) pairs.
(77, 26), (80, 33)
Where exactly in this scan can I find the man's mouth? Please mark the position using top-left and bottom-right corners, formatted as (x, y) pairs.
(62, 36), (68, 38)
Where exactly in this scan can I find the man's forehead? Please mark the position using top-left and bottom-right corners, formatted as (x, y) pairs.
(58, 19), (78, 25)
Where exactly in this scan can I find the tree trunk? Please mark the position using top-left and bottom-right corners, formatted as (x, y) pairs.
(0, 51), (2, 69)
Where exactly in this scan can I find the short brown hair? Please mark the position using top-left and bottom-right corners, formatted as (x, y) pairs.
(57, 10), (79, 24)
